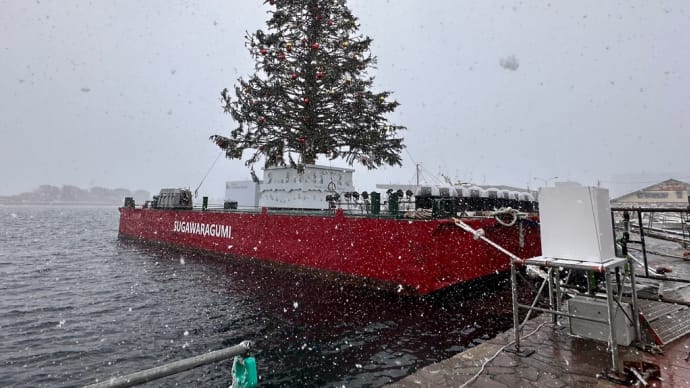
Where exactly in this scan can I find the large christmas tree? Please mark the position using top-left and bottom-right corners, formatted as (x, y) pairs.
(211, 0), (405, 174)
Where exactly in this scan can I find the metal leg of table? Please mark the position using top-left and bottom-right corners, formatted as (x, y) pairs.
(547, 267), (557, 325)
(604, 268), (623, 373)
(554, 267), (561, 326)
(511, 261), (521, 352)
(627, 257), (641, 342)
(507, 261), (534, 357)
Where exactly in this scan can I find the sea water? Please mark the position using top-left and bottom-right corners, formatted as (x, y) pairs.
(0, 206), (520, 387)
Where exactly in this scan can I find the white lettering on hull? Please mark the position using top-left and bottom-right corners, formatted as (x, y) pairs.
(173, 221), (231, 239)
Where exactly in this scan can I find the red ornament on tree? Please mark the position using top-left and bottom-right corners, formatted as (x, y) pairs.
(211, 0), (407, 171)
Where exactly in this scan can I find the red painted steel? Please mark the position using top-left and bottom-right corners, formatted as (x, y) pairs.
(118, 207), (541, 295)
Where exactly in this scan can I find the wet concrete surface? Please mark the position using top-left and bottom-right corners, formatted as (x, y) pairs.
(386, 234), (690, 387)
(387, 312), (690, 387)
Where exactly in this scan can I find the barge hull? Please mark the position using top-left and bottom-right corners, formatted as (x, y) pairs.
(118, 208), (541, 295)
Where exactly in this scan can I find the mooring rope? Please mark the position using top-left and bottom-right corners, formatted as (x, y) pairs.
(491, 207), (526, 227)
(194, 151), (223, 198)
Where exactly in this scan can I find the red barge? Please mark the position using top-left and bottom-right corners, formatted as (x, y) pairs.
(118, 166), (542, 295)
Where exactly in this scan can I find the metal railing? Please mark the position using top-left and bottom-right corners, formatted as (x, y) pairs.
(611, 206), (689, 279)
(84, 340), (254, 388)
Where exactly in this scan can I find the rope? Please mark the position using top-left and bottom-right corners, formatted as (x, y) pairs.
(491, 207), (526, 227)
(194, 151), (223, 198)
(404, 147), (418, 165)
(459, 322), (547, 388)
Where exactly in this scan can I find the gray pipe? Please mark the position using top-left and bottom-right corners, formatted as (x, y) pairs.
(84, 340), (253, 388)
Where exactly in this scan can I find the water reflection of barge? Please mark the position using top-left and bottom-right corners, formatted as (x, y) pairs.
(118, 165), (542, 295)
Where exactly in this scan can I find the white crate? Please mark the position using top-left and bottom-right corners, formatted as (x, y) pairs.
(539, 183), (615, 263)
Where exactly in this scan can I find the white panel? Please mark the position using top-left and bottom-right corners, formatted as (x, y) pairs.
(225, 180), (260, 207)
(568, 297), (633, 346)
(539, 183), (615, 263)
(258, 165), (355, 209)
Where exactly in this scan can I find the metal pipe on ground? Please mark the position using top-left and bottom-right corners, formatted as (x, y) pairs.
(84, 341), (253, 388)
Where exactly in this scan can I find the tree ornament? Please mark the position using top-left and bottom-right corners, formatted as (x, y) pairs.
(211, 0), (405, 171)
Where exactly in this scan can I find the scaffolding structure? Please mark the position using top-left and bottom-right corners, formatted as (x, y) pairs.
(455, 183), (645, 382)
(514, 256), (641, 375)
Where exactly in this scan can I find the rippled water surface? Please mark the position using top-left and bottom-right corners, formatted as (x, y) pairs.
(0, 206), (525, 387)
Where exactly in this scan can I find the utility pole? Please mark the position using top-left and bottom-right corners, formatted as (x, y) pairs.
(416, 163), (420, 187)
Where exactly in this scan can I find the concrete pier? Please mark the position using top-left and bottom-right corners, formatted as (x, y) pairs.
(387, 312), (690, 387)
(387, 235), (690, 387)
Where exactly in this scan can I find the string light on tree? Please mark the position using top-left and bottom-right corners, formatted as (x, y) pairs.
(211, 0), (405, 173)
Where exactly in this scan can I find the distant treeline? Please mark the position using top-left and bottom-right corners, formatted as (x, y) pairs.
(0, 185), (151, 205)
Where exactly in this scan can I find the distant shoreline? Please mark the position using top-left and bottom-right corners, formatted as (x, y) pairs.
(0, 185), (151, 207)
(0, 200), (121, 207)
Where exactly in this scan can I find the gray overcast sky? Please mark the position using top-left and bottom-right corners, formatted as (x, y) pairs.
(2, 0), (689, 198)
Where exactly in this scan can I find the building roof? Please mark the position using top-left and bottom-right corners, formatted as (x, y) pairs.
(611, 178), (690, 202)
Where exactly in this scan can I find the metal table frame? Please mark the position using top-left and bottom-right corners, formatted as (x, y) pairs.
(451, 218), (642, 378)
(512, 256), (641, 374)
